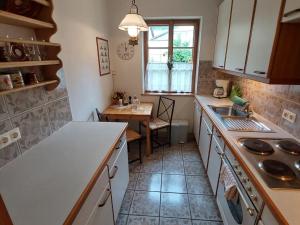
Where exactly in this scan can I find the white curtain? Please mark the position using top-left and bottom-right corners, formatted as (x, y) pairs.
(145, 63), (169, 91)
(171, 63), (193, 92)
(145, 63), (193, 92)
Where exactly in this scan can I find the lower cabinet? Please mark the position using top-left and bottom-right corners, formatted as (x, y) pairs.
(193, 101), (202, 144)
(108, 136), (129, 220)
(207, 135), (224, 195)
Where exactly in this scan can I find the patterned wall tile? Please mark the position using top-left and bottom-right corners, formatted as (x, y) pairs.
(5, 87), (46, 115)
(0, 96), (9, 121)
(0, 120), (20, 167)
(47, 97), (72, 132)
(45, 69), (68, 102)
(288, 85), (300, 104)
(279, 101), (300, 139)
(11, 107), (52, 152)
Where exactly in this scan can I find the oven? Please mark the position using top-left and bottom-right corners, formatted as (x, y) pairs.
(217, 154), (258, 225)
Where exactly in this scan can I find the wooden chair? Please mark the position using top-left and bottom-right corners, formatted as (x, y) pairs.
(96, 108), (142, 163)
(141, 96), (175, 149)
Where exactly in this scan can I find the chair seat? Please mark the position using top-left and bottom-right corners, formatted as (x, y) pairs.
(126, 128), (142, 143)
(144, 118), (170, 130)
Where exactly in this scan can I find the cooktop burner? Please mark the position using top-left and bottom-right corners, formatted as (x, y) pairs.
(243, 139), (274, 155)
(259, 160), (296, 181)
(278, 140), (300, 156)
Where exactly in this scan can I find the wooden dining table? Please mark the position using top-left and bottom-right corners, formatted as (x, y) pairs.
(102, 103), (154, 156)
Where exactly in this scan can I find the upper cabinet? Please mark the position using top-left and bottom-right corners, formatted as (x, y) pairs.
(213, 0), (300, 84)
(282, 0), (300, 22)
(246, 0), (282, 77)
(213, 0), (232, 69)
(225, 0), (255, 73)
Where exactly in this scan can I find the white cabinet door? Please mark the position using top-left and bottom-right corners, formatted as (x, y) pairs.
(110, 141), (129, 219)
(282, 0), (300, 22)
(213, 0), (232, 69)
(86, 185), (114, 225)
(207, 136), (223, 195)
(193, 101), (201, 144)
(225, 0), (255, 73)
(198, 118), (212, 169)
(246, 0), (282, 77)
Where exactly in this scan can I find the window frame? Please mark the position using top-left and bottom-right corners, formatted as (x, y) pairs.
(143, 19), (200, 94)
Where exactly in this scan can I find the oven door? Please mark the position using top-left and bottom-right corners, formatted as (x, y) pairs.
(217, 158), (257, 225)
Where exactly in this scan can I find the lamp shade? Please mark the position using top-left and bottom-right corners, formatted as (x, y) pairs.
(118, 14), (148, 33)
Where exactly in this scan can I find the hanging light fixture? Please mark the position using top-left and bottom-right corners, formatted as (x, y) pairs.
(118, 0), (148, 46)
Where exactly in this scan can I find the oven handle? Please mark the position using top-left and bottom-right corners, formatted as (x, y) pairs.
(220, 156), (255, 217)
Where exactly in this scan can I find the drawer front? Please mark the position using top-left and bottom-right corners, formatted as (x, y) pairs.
(73, 167), (109, 225)
(202, 111), (213, 131)
(110, 141), (129, 219)
(107, 134), (127, 169)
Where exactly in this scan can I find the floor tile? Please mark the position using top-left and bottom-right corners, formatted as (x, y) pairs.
(184, 161), (206, 175)
(186, 175), (213, 195)
(160, 217), (192, 225)
(145, 150), (163, 160)
(163, 149), (182, 161)
(160, 193), (190, 219)
(116, 214), (128, 225)
(135, 173), (161, 191)
(189, 195), (221, 221)
(130, 191), (160, 216)
(161, 174), (187, 193)
(120, 190), (134, 214)
(127, 215), (159, 225)
(163, 160), (184, 174)
(192, 220), (223, 225)
(128, 173), (138, 190)
(140, 159), (163, 173)
(182, 150), (201, 162)
(130, 161), (141, 173)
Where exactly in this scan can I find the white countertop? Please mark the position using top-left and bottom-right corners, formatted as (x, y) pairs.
(0, 122), (127, 225)
(195, 95), (300, 225)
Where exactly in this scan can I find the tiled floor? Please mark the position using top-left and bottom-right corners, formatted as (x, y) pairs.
(117, 141), (223, 225)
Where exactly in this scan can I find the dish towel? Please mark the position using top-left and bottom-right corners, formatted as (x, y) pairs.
(220, 164), (238, 201)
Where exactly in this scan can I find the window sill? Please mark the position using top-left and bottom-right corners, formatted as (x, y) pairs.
(142, 92), (195, 97)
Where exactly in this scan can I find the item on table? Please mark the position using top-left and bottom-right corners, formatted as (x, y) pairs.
(24, 38), (39, 61)
(10, 71), (25, 88)
(128, 96), (132, 104)
(6, 42), (29, 61)
(229, 84), (242, 100)
(112, 91), (126, 105)
(132, 96), (140, 110)
(0, 74), (13, 91)
(22, 72), (39, 85)
(37, 42), (47, 60)
(118, 99), (123, 106)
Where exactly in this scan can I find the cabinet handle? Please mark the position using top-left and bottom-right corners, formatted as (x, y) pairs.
(235, 68), (244, 72)
(98, 188), (111, 207)
(206, 129), (212, 136)
(215, 145), (224, 156)
(109, 165), (119, 179)
(116, 139), (122, 150)
(284, 8), (300, 18)
(253, 70), (266, 75)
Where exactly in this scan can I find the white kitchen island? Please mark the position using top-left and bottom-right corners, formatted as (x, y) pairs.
(0, 122), (128, 225)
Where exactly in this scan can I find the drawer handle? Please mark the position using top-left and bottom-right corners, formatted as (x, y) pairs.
(235, 68), (244, 72)
(284, 8), (300, 18)
(215, 145), (224, 156)
(98, 188), (111, 207)
(116, 140), (122, 150)
(109, 166), (119, 179)
(206, 129), (212, 136)
(253, 70), (266, 75)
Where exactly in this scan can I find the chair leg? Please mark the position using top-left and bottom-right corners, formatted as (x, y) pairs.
(139, 139), (142, 164)
(168, 126), (172, 147)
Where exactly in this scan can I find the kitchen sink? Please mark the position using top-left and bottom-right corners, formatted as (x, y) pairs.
(208, 105), (273, 132)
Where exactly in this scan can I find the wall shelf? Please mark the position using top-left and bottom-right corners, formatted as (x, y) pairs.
(0, 10), (54, 28)
(0, 60), (60, 69)
(0, 37), (60, 46)
(32, 0), (51, 7)
(0, 80), (58, 96)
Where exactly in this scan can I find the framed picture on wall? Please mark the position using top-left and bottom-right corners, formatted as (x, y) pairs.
(96, 37), (111, 76)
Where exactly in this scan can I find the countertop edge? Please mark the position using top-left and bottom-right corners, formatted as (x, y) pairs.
(62, 123), (128, 225)
(195, 95), (290, 225)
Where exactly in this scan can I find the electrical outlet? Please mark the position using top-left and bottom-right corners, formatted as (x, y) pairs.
(282, 109), (297, 123)
(0, 131), (12, 150)
(9, 128), (21, 142)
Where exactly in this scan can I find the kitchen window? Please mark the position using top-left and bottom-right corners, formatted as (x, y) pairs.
(143, 19), (200, 94)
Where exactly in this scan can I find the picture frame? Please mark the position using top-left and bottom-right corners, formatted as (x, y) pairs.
(96, 37), (111, 76)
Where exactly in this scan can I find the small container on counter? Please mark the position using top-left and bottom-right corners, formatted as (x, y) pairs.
(10, 71), (25, 88)
(0, 74), (13, 91)
(22, 72), (39, 85)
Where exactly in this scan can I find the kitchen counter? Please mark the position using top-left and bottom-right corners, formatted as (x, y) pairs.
(195, 95), (300, 225)
(0, 122), (127, 225)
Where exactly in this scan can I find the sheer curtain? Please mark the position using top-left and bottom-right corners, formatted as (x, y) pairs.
(171, 63), (193, 92)
(145, 63), (169, 91)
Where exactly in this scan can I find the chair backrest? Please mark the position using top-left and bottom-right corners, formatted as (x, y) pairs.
(156, 96), (175, 124)
(96, 108), (108, 122)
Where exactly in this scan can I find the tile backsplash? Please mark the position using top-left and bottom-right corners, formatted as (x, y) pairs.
(0, 70), (72, 168)
(196, 61), (300, 140)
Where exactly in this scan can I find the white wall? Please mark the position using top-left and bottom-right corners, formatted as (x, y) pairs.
(52, 0), (113, 121)
(107, 0), (220, 131)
